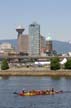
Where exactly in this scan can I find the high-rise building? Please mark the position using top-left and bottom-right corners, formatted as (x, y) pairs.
(21, 34), (29, 54)
(40, 35), (46, 53)
(16, 26), (25, 53)
(29, 22), (40, 56)
(46, 36), (53, 55)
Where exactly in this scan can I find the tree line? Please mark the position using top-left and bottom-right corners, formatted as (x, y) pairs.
(1, 57), (71, 70)
(50, 57), (71, 70)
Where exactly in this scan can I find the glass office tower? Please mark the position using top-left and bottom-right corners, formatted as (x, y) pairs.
(29, 22), (40, 56)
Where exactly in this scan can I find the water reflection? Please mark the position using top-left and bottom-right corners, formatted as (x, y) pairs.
(1, 76), (9, 80)
(65, 76), (71, 79)
(0, 76), (2, 80)
(51, 76), (61, 80)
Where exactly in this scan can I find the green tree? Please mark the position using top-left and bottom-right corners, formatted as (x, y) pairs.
(1, 58), (9, 70)
(50, 57), (60, 70)
(64, 59), (71, 69)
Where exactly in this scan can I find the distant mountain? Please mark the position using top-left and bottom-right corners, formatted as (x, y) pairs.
(0, 39), (71, 54)
(53, 40), (71, 54)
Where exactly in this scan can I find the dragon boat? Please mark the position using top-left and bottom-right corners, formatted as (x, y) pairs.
(15, 89), (63, 96)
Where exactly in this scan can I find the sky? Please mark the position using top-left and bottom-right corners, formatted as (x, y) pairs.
(0, 0), (71, 42)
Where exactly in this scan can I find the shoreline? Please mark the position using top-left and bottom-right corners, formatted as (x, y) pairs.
(0, 68), (71, 77)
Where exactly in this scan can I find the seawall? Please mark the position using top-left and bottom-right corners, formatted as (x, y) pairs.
(0, 69), (71, 76)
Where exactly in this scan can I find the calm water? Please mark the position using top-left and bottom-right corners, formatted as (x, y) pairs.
(0, 76), (71, 108)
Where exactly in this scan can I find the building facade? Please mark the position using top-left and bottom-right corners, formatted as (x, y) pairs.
(46, 36), (53, 55)
(21, 35), (29, 54)
(0, 42), (15, 55)
(16, 26), (25, 53)
(40, 35), (46, 53)
(29, 22), (40, 56)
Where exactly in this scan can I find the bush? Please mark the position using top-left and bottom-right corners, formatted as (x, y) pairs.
(50, 57), (60, 70)
(1, 58), (9, 70)
(64, 59), (71, 69)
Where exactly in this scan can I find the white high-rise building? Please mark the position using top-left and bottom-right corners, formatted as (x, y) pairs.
(29, 22), (40, 56)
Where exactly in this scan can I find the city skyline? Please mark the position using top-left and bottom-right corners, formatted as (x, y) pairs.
(0, 0), (71, 42)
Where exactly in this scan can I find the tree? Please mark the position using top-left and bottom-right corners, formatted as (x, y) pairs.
(64, 59), (71, 69)
(50, 57), (60, 70)
(1, 58), (9, 70)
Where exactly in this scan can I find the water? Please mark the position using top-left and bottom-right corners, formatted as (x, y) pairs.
(0, 76), (71, 108)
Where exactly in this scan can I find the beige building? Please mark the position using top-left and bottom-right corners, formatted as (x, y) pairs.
(0, 42), (15, 55)
(46, 36), (53, 52)
(16, 25), (25, 53)
(19, 34), (29, 54)
(40, 35), (46, 53)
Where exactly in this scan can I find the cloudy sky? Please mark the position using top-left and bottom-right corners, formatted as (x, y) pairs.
(0, 0), (71, 42)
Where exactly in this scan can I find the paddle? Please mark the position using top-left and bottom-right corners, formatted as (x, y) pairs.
(63, 91), (71, 93)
